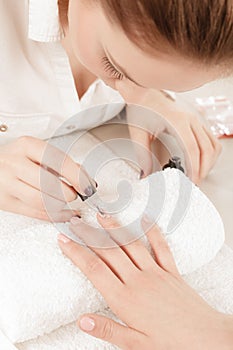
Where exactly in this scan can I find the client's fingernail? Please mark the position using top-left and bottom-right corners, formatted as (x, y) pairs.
(70, 216), (81, 225)
(58, 234), (71, 244)
(79, 317), (95, 332)
(142, 214), (152, 224)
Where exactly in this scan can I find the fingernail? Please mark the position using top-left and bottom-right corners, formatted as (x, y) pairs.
(78, 193), (89, 202)
(142, 214), (152, 224)
(140, 170), (145, 179)
(79, 317), (95, 332)
(70, 216), (81, 225)
(78, 168), (96, 197)
(84, 185), (95, 197)
(58, 234), (71, 244)
(89, 178), (98, 189)
(78, 185), (96, 201)
(97, 208), (111, 219)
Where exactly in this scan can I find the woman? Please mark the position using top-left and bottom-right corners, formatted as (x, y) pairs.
(1, 1), (232, 347)
(0, 0), (223, 220)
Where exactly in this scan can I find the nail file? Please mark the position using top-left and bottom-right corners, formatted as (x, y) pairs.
(80, 157), (185, 215)
(80, 190), (115, 215)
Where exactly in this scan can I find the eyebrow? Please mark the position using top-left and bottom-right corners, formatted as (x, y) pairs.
(105, 48), (145, 88)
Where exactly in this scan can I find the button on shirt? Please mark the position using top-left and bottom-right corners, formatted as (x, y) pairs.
(0, 0), (125, 145)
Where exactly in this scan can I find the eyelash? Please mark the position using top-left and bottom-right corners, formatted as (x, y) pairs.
(102, 56), (124, 80)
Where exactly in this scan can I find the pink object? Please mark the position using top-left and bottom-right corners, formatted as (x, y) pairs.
(196, 96), (233, 138)
(79, 317), (96, 332)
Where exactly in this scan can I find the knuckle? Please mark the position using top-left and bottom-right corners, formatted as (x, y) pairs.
(190, 168), (199, 183)
(200, 139), (212, 154)
(65, 243), (80, 260)
(108, 221), (120, 230)
(86, 256), (103, 275)
(215, 140), (222, 154)
(100, 320), (114, 340)
(17, 135), (32, 145)
(0, 154), (10, 168)
(65, 189), (77, 203)
(156, 237), (170, 254)
(185, 140), (199, 159)
(32, 210), (49, 221)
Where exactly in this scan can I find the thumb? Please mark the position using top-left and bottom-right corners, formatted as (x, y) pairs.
(78, 314), (140, 349)
(128, 124), (153, 177)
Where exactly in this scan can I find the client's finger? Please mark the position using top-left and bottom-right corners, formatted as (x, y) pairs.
(97, 214), (156, 271)
(78, 314), (144, 350)
(58, 234), (123, 303)
(141, 216), (180, 276)
(69, 217), (139, 282)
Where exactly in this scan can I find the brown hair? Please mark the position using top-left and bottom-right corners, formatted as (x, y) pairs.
(59, 0), (233, 65)
(97, 0), (233, 65)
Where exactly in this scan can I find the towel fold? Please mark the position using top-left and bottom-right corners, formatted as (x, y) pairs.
(17, 309), (119, 350)
(0, 131), (231, 350)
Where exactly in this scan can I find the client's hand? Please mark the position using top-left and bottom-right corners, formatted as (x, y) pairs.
(58, 215), (233, 350)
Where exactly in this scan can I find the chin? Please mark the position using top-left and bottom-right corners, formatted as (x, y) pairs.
(100, 78), (117, 90)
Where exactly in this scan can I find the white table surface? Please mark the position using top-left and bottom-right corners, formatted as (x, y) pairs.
(91, 109), (233, 249)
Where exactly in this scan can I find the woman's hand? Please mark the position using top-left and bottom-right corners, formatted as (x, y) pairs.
(58, 215), (233, 350)
(116, 79), (222, 184)
(0, 136), (96, 221)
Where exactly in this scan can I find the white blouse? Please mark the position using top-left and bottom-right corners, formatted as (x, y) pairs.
(0, 0), (125, 145)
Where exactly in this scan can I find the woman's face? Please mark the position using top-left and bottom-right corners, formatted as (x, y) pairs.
(67, 0), (220, 92)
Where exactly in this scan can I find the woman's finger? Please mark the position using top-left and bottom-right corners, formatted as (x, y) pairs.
(128, 125), (153, 177)
(58, 234), (123, 302)
(11, 179), (66, 212)
(69, 217), (139, 282)
(3, 196), (78, 222)
(97, 214), (156, 271)
(78, 314), (145, 350)
(175, 124), (200, 184)
(15, 158), (77, 203)
(16, 136), (96, 196)
(191, 122), (217, 180)
(203, 125), (222, 158)
(141, 216), (180, 276)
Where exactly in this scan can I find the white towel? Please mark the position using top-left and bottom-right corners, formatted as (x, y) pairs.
(0, 132), (231, 349)
(17, 309), (120, 350)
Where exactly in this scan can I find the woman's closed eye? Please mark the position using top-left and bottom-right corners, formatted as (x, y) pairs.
(102, 56), (124, 80)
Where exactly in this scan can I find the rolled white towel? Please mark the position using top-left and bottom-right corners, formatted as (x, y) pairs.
(0, 132), (227, 346)
(0, 168), (225, 344)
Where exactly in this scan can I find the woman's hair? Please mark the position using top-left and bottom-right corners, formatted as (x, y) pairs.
(60, 0), (233, 65)
(97, 0), (233, 66)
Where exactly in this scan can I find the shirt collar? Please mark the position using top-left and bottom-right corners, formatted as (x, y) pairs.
(28, 0), (64, 42)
